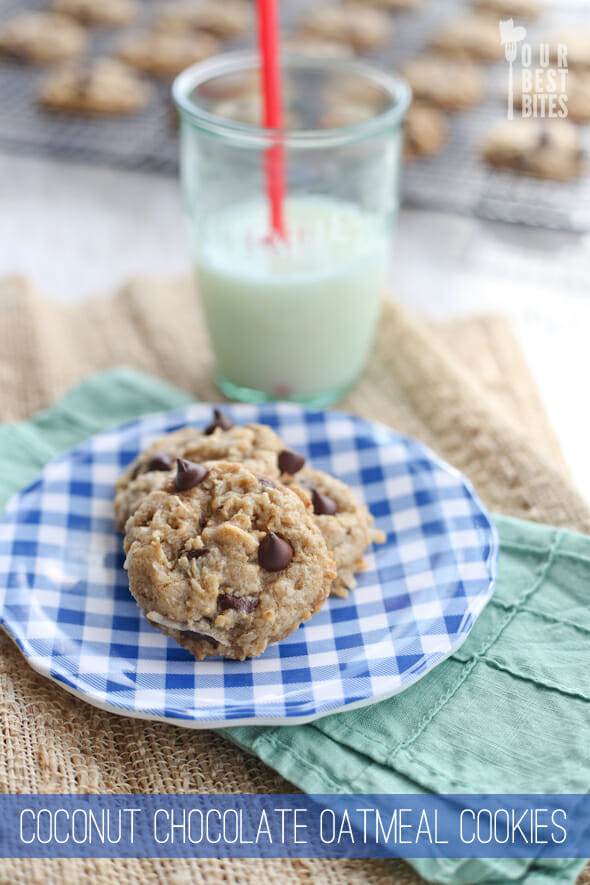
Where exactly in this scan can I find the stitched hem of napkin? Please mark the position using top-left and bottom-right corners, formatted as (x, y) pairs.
(229, 731), (588, 884)
(291, 530), (564, 783)
(480, 599), (590, 638)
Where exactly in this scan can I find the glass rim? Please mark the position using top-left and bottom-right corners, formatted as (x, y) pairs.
(172, 50), (411, 148)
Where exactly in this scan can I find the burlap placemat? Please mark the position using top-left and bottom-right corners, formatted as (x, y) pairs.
(0, 274), (588, 885)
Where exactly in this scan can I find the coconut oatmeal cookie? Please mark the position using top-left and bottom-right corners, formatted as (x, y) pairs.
(115, 412), (285, 531)
(0, 12), (87, 64)
(124, 460), (336, 660)
(281, 462), (386, 598)
(39, 58), (151, 115)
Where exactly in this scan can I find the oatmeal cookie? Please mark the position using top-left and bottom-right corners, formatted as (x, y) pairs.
(124, 460), (336, 660)
(401, 54), (485, 111)
(430, 15), (502, 61)
(317, 102), (376, 128)
(404, 103), (449, 160)
(51, 0), (138, 27)
(298, 4), (392, 53)
(39, 58), (151, 115)
(0, 12), (87, 64)
(115, 413), (285, 531)
(282, 36), (354, 58)
(511, 69), (589, 122)
(549, 31), (590, 71)
(482, 118), (584, 180)
(473, 0), (540, 16)
(212, 94), (300, 128)
(116, 30), (220, 78)
(284, 466), (386, 598)
(197, 68), (259, 102)
(322, 74), (389, 108)
(349, 0), (421, 10)
(155, 0), (251, 39)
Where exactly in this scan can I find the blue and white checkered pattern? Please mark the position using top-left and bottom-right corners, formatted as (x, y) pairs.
(0, 404), (498, 727)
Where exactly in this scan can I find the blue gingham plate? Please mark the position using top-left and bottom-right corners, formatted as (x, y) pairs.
(0, 404), (498, 727)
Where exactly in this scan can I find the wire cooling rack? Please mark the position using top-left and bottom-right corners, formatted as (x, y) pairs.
(1, 0), (589, 231)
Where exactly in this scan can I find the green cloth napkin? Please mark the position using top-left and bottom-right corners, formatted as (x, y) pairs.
(0, 368), (588, 885)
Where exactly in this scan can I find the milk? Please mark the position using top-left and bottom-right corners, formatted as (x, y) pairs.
(195, 196), (390, 402)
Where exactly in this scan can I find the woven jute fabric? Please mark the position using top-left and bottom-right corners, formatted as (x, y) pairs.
(0, 274), (588, 885)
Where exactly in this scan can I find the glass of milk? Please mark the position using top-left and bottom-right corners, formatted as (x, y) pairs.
(173, 52), (410, 406)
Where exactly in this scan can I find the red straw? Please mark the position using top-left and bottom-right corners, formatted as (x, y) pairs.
(256, 0), (286, 239)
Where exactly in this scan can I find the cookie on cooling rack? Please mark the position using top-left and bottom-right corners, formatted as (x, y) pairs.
(39, 58), (151, 115)
(317, 102), (376, 128)
(511, 70), (590, 123)
(51, 0), (139, 27)
(347, 0), (421, 11)
(297, 4), (392, 53)
(482, 118), (584, 181)
(549, 30), (590, 71)
(155, 0), (251, 40)
(282, 36), (354, 58)
(401, 54), (485, 111)
(430, 14), (503, 61)
(473, 0), (541, 18)
(116, 30), (220, 78)
(0, 12), (87, 64)
(404, 103), (449, 160)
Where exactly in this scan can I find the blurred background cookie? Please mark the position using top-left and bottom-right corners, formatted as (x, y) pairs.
(155, 0), (251, 40)
(549, 30), (590, 71)
(401, 54), (485, 110)
(482, 119), (584, 180)
(348, 0), (421, 11)
(213, 94), (300, 128)
(472, 0), (541, 18)
(430, 14), (502, 61)
(282, 36), (354, 58)
(0, 12), (87, 64)
(39, 58), (151, 115)
(403, 103), (449, 160)
(297, 4), (392, 53)
(511, 70), (589, 123)
(196, 68), (260, 102)
(317, 102), (376, 128)
(51, 0), (139, 28)
(318, 70), (391, 128)
(116, 30), (220, 78)
(322, 74), (389, 109)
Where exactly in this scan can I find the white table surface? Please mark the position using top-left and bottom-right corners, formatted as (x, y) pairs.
(1, 152), (588, 503)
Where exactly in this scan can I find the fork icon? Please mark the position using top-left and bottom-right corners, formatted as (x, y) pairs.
(499, 19), (527, 120)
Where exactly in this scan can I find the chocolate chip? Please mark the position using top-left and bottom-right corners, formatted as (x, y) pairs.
(175, 458), (208, 491)
(145, 454), (173, 473)
(204, 408), (235, 435)
(181, 630), (219, 648)
(258, 532), (293, 572)
(258, 476), (276, 489)
(218, 594), (260, 614)
(311, 488), (338, 516)
(185, 547), (210, 561)
(278, 449), (306, 475)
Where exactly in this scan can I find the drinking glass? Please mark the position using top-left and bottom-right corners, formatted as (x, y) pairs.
(173, 51), (410, 406)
